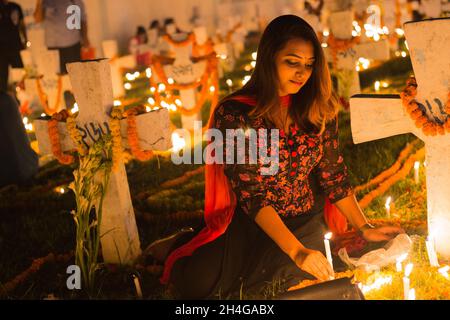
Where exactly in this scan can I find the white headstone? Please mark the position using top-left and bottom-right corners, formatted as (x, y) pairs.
(350, 18), (450, 259)
(34, 59), (172, 264)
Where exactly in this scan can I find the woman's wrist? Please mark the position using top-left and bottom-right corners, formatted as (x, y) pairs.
(288, 245), (308, 262)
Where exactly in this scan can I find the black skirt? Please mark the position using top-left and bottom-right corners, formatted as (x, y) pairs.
(170, 206), (329, 299)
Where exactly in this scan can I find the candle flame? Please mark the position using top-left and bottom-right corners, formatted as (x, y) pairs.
(324, 232), (332, 240)
(385, 196), (392, 208)
(404, 263), (413, 277)
(414, 161), (420, 170)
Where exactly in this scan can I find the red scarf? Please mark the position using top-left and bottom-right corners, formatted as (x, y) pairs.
(160, 95), (349, 284)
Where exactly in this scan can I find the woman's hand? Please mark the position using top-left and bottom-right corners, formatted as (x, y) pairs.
(293, 248), (334, 281)
(362, 225), (405, 242)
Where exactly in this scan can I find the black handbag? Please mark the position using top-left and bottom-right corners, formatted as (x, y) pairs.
(275, 277), (365, 300)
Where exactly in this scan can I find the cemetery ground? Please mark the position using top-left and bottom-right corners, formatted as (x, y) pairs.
(1, 50), (449, 300)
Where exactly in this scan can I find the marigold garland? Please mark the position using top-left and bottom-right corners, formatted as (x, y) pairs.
(48, 110), (74, 165)
(287, 270), (355, 292)
(150, 54), (219, 118)
(36, 76), (63, 115)
(109, 106), (125, 171)
(354, 140), (418, 194)
(0, 251), (73, 298)
(358, 147), (425, 209)
(162, 33), (195, 47)
(192, 38), (215, 58)
(124, 106), (154, 161)
(400, 76), (450, 136)
(66, 115), (87, 156)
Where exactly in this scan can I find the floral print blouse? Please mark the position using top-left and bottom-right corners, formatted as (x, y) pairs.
(212, 100), (354, 220)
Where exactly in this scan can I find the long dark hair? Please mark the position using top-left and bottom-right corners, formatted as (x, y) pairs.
(223, 15), (338, 133)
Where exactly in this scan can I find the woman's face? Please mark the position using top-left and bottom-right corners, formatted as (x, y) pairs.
(275, 39), (315, 96)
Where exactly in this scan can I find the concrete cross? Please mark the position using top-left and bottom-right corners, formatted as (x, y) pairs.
(162, 33), (207, 130)
(102, 40), (137, 99)
(34, 59), (172, 264)
(22, 28), (71, 114)
(350, 18), (450, 259)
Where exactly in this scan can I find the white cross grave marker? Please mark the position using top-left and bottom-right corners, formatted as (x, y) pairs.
(162, 33), (207, 130)
(33, 59), (172, 264)
(23, 28), (71, 114)
(350, 18), (450, 259)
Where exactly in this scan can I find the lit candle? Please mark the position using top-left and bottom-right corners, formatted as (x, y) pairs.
(133, 275), (143, 299)
(374, 81), (381, 92)
(425, 235), (439, 267)
(324, 232), (334, 276)
(438, 266), (449, 279)
(385, 196), (392, 218)
(414, 161), (420, 184)
(396, 253), (408, 272)
(408, 288), (415, 300)
(403, 263), (413, 300)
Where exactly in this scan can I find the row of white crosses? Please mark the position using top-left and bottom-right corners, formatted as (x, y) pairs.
(324, 8), (391, 97)
(34, 59), (172, 264)
(350, 18), (450, 259)
(21, 28), (72, 114)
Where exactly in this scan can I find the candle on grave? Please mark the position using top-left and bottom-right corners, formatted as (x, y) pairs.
(396, 253), (408, 272)
(324, 232), (334, 274)
(403, 263), (413, 300)
(425, 235), (439, 267)
(408, 288), (416, 300)
(414, 161), (420, 184)
(133, 275), (143, 299)
(438, 266), (449, 280)
(385, 196), (392, 218)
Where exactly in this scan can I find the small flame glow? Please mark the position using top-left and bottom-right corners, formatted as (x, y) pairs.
(71, 103), (79, 114)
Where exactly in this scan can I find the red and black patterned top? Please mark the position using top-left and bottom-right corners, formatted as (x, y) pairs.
(212, 99), (354, 220)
